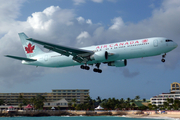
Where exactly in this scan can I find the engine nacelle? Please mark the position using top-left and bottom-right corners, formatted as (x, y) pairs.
(90, 51), (108, 61)
(108, 59), (127, 67)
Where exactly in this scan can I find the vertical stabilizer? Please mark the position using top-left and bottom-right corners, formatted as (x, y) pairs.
(18, 33), (44, 58)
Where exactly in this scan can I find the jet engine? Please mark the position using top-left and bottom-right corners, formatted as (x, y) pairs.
(90, 51), (108, 61)
(108, 59), (127, 67)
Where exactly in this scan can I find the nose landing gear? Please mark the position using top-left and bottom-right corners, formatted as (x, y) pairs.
(93, 63), (102, 73)
(161, 53), (166, 63)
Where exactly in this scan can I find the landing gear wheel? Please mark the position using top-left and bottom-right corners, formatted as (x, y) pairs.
(85, 66), (90, 70)
(161, 53), (166, 63)
(80, 65), (90, 70)
(93, 68), (102, 73)
(80, 65), (85, 69)
(161, 59), (165, 63)
(93, 68), (97, 72)
(98, 69), (102, 73)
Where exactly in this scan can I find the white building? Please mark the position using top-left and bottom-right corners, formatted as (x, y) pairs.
(150, 82), (180, 106)
(44, 98), (68, 108)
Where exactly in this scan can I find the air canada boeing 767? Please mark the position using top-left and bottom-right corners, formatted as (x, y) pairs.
(5, 33), (178, 73)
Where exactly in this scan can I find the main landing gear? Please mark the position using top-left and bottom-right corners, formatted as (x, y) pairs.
(93, 63), (102, 73)
(161, 53), (166, 63)
(80, 63), (102, 73)
(80, 65), (90, 70)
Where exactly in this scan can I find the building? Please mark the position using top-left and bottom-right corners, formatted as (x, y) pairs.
(44, 98), (68, 109)
(150, 82), (180, 106)
(0, 89), (89, 106)
(171, 82), (180, 93)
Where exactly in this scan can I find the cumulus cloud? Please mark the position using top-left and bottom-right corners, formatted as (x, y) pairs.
(0, 0), (25, 35)
(109, 17), (124, 30)
(73, 0), (86, 5)
(86, 19), (92, 25)
(77, 16), (85, 24)
(91, 0), (103, 3)
(76, 31), (91, 46)
(77, 17), (92, 25)
(77, 31), (90, 40)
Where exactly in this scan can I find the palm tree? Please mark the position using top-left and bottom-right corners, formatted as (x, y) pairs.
(127, 98), (131, 103)
(71, 98), (77, 104)
(120, 98), (124, 103)
(18, 103), (23, 110)
(30, 97), (36, 106)
(132, 103), (136, 109)
(135, 95), (140, 101)
(33, 95), (47, 110)
(96, 96), (101, 103)
(17, 94), (24, 104)
(71, 98), (77, 108)
(172, 99), (180, 110)
(0, 100), (4, 105)
(163, 102), (169, 109)
(131, 99), (135, 102)
(148, 103), (153, 110)
(68, 102), (72, 109)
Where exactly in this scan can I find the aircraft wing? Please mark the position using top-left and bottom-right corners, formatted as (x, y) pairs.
(26, 38), (94, 63)
(5, 55), (37, 62)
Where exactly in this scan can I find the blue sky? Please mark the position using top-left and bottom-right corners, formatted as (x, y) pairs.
(0, 0), (180, 100)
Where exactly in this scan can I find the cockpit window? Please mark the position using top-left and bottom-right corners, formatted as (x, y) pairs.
(166, 39), (173, 42)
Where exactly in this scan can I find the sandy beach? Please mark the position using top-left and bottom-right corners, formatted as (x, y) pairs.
(126, 114), (180, 119)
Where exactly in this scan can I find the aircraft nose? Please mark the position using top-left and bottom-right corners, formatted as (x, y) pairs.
(174, 42), (178, 48)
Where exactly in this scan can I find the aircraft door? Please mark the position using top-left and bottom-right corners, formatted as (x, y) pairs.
(153, 40), (158, 47)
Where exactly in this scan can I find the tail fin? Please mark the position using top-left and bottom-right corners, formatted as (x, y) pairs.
(18, 33), (44, 58)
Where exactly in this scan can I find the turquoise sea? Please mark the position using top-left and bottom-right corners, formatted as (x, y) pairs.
(0, 116), (178, 120)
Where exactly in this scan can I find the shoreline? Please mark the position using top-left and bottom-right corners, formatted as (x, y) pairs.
(1, 110), (180, 119)
(124, 114), (180, 119)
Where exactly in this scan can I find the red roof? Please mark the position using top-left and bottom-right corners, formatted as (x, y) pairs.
(25, 104), (33, 108)
(8, 106), (14, 108)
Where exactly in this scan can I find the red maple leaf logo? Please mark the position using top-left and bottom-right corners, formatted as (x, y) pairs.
(25, 43), (35, 53)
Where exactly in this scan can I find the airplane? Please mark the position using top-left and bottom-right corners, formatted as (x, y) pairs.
(5, 33), (178, 73)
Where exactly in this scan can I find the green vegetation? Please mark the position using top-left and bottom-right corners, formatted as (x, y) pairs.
(72, 96), (180, 111)
(17, 94), (46, 110)
(71, 96), (150, 110)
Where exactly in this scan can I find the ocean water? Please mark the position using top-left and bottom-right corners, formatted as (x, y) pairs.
(0, 116), (178, 120)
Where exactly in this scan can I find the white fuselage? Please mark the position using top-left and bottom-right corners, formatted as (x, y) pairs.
(22, 37), (177, 67)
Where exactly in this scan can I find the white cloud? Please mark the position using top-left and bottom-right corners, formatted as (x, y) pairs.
(86, 19), (92, 25)
(109, 17), (124, 30)
(0, 0), (25, 35)
(77, 16), (85, 24)
(91, 0), (103, 3)
(77, 31), (90, 40)
(77, 17), (93, 25)
(27, 6), (75, 31)
(73, 0), (86, 5)
(76, 31), (91, 45)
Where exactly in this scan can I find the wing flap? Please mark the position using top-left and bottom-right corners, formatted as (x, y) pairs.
(44, 45), (71, 57)
(5, 55), (37, 62)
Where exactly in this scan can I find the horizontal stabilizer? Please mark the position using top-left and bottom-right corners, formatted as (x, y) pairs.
(5, 55), (37, 61)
